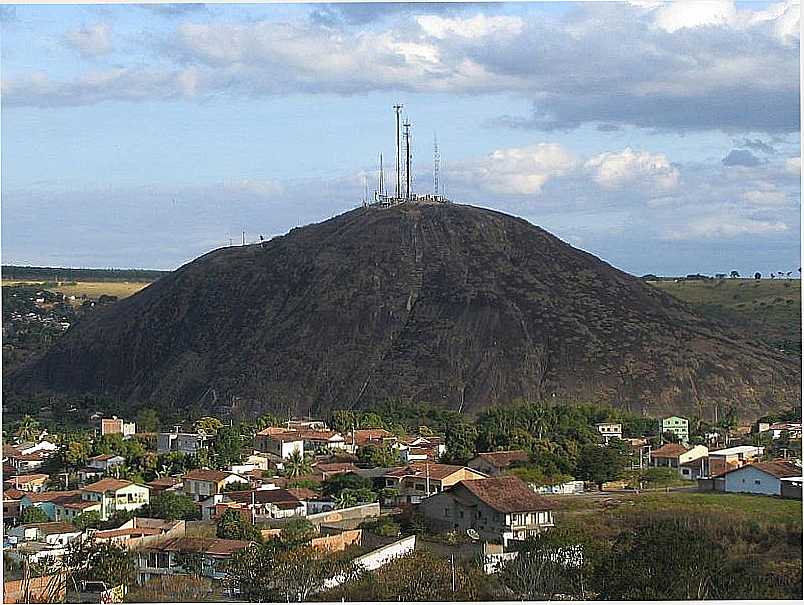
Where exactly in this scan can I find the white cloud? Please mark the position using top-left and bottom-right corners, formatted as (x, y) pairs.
(64, 23), (113, 57)
(585, 148), (679, 190)
(741, 189), (789, 207)
(664, 215), (788, 240)
(649, 0), (737, 32)
(455, 143), (578, 195)
(416, 14), (524, 39)
(785, 157), (801, 175)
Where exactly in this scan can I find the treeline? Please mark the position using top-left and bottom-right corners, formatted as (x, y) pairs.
(1, 265), (169, 282)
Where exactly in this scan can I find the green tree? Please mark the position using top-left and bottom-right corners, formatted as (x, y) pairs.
(357, 444), (401, 467)
(335, 488), (376, 509)
(14, 415), (41, 442)
(21, 506), (50, 524)
(330, 410), (357, 433)
(444, 421), (478, 464)
(358, 412), (385, 429)
(213, 425), (243, 467)
(63, 439), (91, 469)
(135, 408), (160, 433)
(141, 491), (200, 521)
(321, 472), (372, 498)
(194, 416), (223, 435)
(575, 441), (630, 489)
(63, 538), (136, 590)
(73, 511), (103, 530)
(282, 449), (313, 478)
(279, 518), (317, 547)
(216, 509), (262, 542)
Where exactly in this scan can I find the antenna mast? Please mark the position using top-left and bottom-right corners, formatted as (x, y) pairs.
(379, 153), (384, 197)
(433, 132), (440, 196)
(403, 119), (412, 200)
(394, 104), (403, 198)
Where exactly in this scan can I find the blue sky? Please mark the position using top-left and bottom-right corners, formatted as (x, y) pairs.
(1, 1), (800, 276)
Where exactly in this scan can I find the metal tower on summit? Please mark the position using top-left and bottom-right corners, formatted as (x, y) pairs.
(364, 105), (452, 208)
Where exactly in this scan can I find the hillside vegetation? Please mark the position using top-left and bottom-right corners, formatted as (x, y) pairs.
(650, 278), (801, 355)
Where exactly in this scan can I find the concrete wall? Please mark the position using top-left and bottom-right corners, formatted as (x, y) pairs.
(724, 466), (781, 496)
(322, 535), (416, 590)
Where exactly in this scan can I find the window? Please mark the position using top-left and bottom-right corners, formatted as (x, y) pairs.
(754, 480), (761, 485)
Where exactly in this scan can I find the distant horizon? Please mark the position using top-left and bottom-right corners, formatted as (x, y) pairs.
(2, 1), (800, 275)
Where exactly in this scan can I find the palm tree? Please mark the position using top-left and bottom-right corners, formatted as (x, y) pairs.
(15, 415), (41, 442)
(283, 449), (313, 478)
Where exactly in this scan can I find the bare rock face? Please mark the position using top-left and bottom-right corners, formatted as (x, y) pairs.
(7, 203), (799, 419)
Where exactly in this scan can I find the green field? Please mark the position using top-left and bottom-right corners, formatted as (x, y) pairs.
(650, 278), (801, 354)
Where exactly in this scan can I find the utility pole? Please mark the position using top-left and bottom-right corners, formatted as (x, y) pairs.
(242, 231), (246, 246)
(403, 119), (412, 200)
(394, 104), (403, 198)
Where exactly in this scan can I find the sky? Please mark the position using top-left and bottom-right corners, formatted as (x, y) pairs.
(1, 0), (801, 276)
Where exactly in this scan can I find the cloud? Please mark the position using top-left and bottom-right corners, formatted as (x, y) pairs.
(453, 143), (578, 195)
(785, 157), (801, 175)
(737, 138), (777, 155)
(741, 189), (788, 207)
(722, 149), (762, 167)
(2, 2), (800, 134)
(137, 4), (206, 17)
(585, 148), (679, 190)
(224, 179), (284, 197)
(64, 23), (114, 57)
(664, 216), (788, 240)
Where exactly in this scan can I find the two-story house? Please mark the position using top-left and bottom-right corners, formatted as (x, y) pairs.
(661, 416), (689, 443)
(136, 537), (251, 585)
(182, 469), (248, 502)
(707, 445), (764, 477)
(79, 454), (126, 482)
(595, 423), (623, 444)
(100, 417), (136, 438)
(157, 428), (211, 455)
(650, 443), (709, 479)
(3, 473), (49, 493)
(381, 463), (487, 505)
(77, 478), (150, 521)
(254, 428), (305, 460)
(419, 475), (556, 547)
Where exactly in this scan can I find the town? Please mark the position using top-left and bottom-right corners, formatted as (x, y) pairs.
(2, 402), (801, 602)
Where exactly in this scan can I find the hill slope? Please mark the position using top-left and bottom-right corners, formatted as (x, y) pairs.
(7, 203), (799, 419)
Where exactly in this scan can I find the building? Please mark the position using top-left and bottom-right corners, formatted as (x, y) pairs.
(5, 522), (83, 563)
(3, 489), (23, 525)
(716, 460), (801, 497)
(100, 417), (136, 438)
(136, 537), (251, 584)
(650, 444), (708, 476)
(419, 476), (555, 547)
(595, 423), (623, 444)
(157, 429), (211, 455)
(77, 478), (150, 521)
(765, 422), (802, 440)
(707, 445), (763, 477)
(213, 488), (306, 521)
(468, 451), (529, 476)
(345, 428), (398, 453)
(145, 477), (183, 495)
(92, 518), (185, 549)
(253, 428), (305, 459)
(19, 490), (83, 522)
(3, 473), (49, 493)
(79, 454), (126, 481)
(3, 442), (58, 473)
(182, 469), (248, 502)
(661, 416), (689, 443)
(381, 463), (487, 505)
(532, 480), (585, 495)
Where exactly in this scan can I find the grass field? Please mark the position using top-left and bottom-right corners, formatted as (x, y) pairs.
(650, 278), (801, 353)
(549, 490), (802, 527)
(1, 279), (152, 300)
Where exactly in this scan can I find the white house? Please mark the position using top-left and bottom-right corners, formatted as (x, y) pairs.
(721, 460), (801, 496)
(157, 428), (211, 455)
(254, 428), (305, 460)
(595, 423), (623, 444)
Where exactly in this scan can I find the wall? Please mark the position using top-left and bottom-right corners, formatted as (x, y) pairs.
(306, 502), (381, 527)
(3, 574), (66, 603)
(322, 535), (416, 590)
(309, 529), (361, 553)
(724, 466), (781, 496)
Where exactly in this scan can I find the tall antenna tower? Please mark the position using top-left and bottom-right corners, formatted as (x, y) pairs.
(433, 132), (440, 196)
(378, 153), (385, 196)
(403, 119), (412, 199)
(393, 104), (403, 198)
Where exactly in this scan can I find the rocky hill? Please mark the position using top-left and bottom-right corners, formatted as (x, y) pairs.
(7, 203), (799, 420)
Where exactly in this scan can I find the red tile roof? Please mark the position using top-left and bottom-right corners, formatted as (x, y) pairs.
(457, 476), (556, 513)
(82, 478), (136, 493)
(23, 490), (81, 503)
(750, 460), (801, 479)
(473, 450), (529, 469)
(650, 443), (690, 458)
(183, 469), (243, 483)
(153, 537), (250, 556)
(384, 463), (476, 481)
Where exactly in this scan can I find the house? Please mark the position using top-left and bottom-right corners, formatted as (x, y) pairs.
(595, 423), (623, 444)
(136, 537), (251, 584)
(254, 428), (305, 459)
(3, 473), (49, 493)
(650, 443), (708, 478)
(313, 462), (361, 479)
(19, 490), (83, 521)
(661, 416), (689, 443)
(716, 460), (801, 497)
(79, 454), (126, 481)
(146, 476), (183, 495)
(3, 489), (24, 525)
(345, 428), (398, 453)
(92, 518), (185, 549)
(396, 435), (446, 462)
(381, 463), (487, 505)
(157, 428), (211, 455)
(8, 522), (82, 547)
(100, 417), (136, 438)
(707, 445), (763, 477)
(181, 469), (248, 502)
(77, 478), (150, 520)
(3, 442), (58, 474)
(468, 451), (529, 476)
(419, 476), (555, 547)
(765, 422), (802, 440)
(213, 488), (306, 521)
